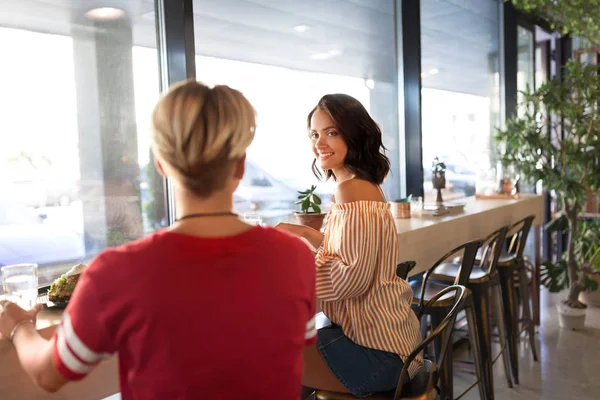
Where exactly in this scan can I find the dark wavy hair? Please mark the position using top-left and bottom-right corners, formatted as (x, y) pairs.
(307, 94), (391, 184)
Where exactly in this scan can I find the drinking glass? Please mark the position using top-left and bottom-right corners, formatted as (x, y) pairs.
(410, 196), (423, 217)
(243, 212), (263, 226)
(1, 263), (38, 309)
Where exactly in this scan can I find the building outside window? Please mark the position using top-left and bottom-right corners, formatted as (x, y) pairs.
(420, 0), (502, 203)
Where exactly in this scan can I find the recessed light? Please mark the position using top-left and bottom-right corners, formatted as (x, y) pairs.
(311, 52), (332, 60)
(293, 24), (309, 32)
(85, 7), (126, 20)
(365, 79), (375, 89)
(429, 68), (439, 75)
(310, 49), (342, 60)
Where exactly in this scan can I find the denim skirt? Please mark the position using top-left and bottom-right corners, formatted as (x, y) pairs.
(316, 324), (406, 397)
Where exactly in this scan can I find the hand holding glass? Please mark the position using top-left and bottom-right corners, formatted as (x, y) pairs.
(2, 263), (38, 309)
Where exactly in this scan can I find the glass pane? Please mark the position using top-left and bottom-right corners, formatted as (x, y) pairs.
(0, 2), (165, 291)
(193, 0), (400, 224)
(420, 0), (501, 203)
(517, 26), (535, 114)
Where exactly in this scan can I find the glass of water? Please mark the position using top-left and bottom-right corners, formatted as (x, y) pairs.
(1, 263), (38, 309)
(410, 196), (424, 217)
(243, 212), (263, 226)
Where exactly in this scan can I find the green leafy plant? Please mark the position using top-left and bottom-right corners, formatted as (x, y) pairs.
(508, 0), (600, 45)
(496, 60), (600, 308)
(431, 157), (446, 175)
(296, 185), (322, 214)
(542, 219), (600, 295)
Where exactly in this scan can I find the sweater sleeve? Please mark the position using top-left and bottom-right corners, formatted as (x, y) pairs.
(315, 206), (382, 301)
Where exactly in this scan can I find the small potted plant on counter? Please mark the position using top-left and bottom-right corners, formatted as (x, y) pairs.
(390, 195), (412, 219)
(295, 185), (326, 230)
(432, 157), (446, 204)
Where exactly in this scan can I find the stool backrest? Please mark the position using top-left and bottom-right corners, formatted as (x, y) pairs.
(396, 260), (417, 280)
(479, 226), (508, 275)
(416, 239), (481, 309)
(392, 285), (468, 400)
(506, 215), (535, 259)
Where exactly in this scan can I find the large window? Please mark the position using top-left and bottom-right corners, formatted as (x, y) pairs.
(420, 0), (502, 203)
(192, 0), (401, 224)
(0, 2), (164, 289)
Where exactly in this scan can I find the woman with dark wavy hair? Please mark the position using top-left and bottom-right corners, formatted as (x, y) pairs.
(277, 94), (422, 396)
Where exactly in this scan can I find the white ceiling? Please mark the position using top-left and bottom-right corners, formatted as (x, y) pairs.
(0, 0), (502, 96)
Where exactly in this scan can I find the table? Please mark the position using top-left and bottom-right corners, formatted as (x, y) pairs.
(0, 310), (119, 400)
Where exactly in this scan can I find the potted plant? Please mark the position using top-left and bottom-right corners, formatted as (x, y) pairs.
(575, 218), (600, 307)
(431, 157), (446, 203)
(390, 195), (412, 219)
(295, 185), (326, 231)
(496, 60), (600, 329)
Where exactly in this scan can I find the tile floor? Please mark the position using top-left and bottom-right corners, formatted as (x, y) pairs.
(454, 290), (600, 399)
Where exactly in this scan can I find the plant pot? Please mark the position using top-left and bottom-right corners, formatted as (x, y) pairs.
(390, 202), (411, 219)
(556, 302), (586, 330)
(579, 275), (600, 307)
(295, 212), (326, 231)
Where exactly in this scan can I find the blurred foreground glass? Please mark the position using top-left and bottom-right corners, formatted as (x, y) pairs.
(410, 196), (423, 217)
(243, 212), (263, 226)
(2, 263), (38, 309)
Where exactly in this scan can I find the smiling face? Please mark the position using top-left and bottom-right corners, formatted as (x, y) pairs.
(309, 107), (348, 173)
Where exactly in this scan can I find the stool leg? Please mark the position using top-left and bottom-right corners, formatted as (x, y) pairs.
(517, 265), (539, 362)
(431, 309), (453, 400)
(469, 286), (494, 399)
(499, 266), (520, 384)
(492, 283), (513, 388)
(465, 304), (487, 400)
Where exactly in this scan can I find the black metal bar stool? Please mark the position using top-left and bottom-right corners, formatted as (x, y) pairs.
(493, 215), (539, 385)
(429, 226), (514, 398)
(315, 285), (470, 400)
(408, 239), (486, 400)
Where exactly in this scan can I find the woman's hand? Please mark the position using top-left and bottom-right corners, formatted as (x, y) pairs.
(274, 222), (306, 238)
(0, 300), (43, 340)
(275, 222), (324, 250)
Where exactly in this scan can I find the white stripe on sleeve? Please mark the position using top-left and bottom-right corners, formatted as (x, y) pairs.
(62, 312), (111, 363)
(56, 325), (95, 375)
(305, 315), (317, 340)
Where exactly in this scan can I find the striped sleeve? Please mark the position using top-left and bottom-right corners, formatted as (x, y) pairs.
(315, 208), (380, 301)
(52, 263), (115, 381)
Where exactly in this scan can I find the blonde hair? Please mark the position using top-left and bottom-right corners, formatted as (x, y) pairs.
(151, 80), (256, 197)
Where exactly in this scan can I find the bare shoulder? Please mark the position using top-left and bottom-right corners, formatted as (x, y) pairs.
(335, 179), (384, 204)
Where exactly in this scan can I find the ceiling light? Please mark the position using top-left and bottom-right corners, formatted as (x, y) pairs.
(85, 7), (126, 20)
(311, 52), (332, 60)
(310, 49), (342, 60)
(429, 68), (439, 75)
(293, 24), (309, 33)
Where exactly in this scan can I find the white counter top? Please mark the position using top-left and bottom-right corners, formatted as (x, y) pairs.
(395, 195), (544, 276)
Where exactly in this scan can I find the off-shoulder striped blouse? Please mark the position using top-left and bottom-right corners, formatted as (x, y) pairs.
(315, 201), (423, 378)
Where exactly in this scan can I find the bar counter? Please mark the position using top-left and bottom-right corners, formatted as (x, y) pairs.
(396, 194), (544, 276)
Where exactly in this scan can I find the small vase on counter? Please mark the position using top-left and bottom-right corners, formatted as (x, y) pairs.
(390, 196), (412, 219)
